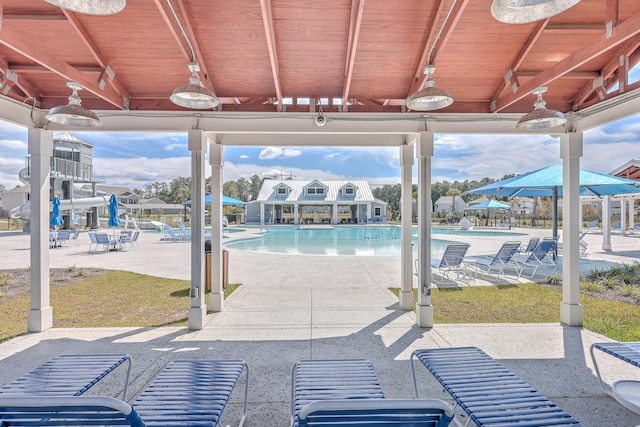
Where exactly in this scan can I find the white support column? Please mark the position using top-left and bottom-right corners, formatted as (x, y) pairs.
(209, 141), (224, 313)
(366, 203), (371, 223)
(294, 203), (299, 225)
(260, 202), (265, 226)
(415, 132), (434, 327)
(188, 130), (207, 330)
(629, 199), (635, 229)
(602, 196), (611, 250)
(333, 203), (338, 224)
(399, 143), (415, 312)
(560, 133), (583, 326)
(578, 199), (583, 231)
(28, 128), (53, 332)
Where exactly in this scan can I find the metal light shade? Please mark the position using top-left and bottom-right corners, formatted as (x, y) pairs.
(491, 0), (581, 24)
(516, 87), (567, 130)
(406, 65), (453, 111)
(44, 0), (126, 15)
(170, 66), (218, 109)
(45, 82), (102, 128)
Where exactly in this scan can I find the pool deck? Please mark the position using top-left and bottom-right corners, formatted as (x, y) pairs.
(1, 226), (640, 426)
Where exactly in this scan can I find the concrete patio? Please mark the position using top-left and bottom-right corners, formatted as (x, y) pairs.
(1, 227), (640, 426)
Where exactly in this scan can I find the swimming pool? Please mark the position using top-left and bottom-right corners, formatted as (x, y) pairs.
(223, 226), (460, 256)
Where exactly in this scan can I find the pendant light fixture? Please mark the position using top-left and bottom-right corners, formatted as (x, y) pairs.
(491, 0), (581, 24)
(44, 0), (126, 15)
(45, 82), (102, 128)
(170, 62), (219, 109)
(516, 87), (566, 130)
(406, 65), (453, 111)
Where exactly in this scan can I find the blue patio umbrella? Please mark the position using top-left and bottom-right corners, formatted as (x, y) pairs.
(50, 196), (64, 229)
(184, 195), (247, 206)
(466, 164), (640, 239)
(108, 193), (121, 230)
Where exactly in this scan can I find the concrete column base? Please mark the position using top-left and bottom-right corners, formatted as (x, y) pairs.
(399, 290), (414, 311)
(602, 243), (612, 250)
(560, 302), (583, 326)
(27, 306), (53, 332)
(416, 304), (434, 328)
(208, 293), (224, 312)
(188, 306), (207, 330)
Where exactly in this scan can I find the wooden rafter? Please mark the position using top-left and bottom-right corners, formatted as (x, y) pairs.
(260, 0), (283, 112)
(572, 39), (640, 108)
(489, 19), (549, 104)
(408, 0), (470, 97)
(493, 11), (640, 113)
(0, 56), (38, 100)
(61, 10), (130, 102)
(341, 0), (365, 112)
(0, 26), (124, 109)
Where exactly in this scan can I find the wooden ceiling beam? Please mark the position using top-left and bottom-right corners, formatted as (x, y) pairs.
(571, 39), (640, 108)
(0, 55), (39, 101)
(0, 26), (124, 109)
(341, 0), (365, 112)
(408, 0), (470, 97)
(61, 9), (131, 101)
(492, 11), (640, 113)
(10, 64), (103, 73)
(490, 19), (548, 102)
(260, 0), (283, 112)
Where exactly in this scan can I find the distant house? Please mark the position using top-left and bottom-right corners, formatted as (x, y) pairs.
(434, 195), (467, 215)
(245, 179), (386, 225)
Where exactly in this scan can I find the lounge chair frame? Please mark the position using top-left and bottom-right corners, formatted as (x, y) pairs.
(292, 359), (453, 427)
(590, 342), (640, 415)
(0, 359), (249, 427)
(0, 354), (132, 401)
(410, 347), (584, 427)
(426, 243), (471, 285)
(464, 241), (521, 278)
(511, 237), (558, 278)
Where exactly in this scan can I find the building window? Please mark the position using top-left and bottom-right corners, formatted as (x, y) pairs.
(375, 207), (381, 216)
(277, 187), (287, 195)
(316, 188), (324, 195)
(344, 187), (354, 195)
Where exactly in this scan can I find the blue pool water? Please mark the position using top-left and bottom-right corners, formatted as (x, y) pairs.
(223, 225), (521, 256)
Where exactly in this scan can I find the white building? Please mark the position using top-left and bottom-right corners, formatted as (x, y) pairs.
(434, 195), (467, 215)
(245, 179), (386, 225)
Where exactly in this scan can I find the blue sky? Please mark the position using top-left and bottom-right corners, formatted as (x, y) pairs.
(0, 113), (638, 192)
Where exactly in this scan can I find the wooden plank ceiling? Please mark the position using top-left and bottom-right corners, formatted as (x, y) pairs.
(0, 0), (639, 116)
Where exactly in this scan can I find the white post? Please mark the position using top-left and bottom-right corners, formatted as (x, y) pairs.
(629, 199), (635, 229)
(559, 133), (583, 326)
(399, 144), (414, 311)
(260, 202), (265, 226)
(28, 129), (53, 332)
(578, 198), (583, 231)
(415, 132), (434, 327)
(294, 203), (299, 225)
(602, 196), (611, 250)
(333, 203), (338, 224)
(209, 141), (224, 312)
(188, 130), (207, 330)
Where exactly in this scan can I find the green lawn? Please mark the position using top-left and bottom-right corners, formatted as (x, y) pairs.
(389, 284), (640, 342)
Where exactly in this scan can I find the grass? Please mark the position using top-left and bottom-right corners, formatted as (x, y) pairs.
(0, 271), (240, 343)
(389, 283), (640, 342)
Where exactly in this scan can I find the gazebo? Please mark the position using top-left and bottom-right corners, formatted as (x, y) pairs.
(1, 1), (640, 331)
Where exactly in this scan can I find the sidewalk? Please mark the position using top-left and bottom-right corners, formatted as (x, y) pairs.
(1, 228), (640, 425)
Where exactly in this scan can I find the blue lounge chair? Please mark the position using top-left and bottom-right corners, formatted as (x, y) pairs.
(178, 223), (191, 236)
(464, 241), (521, 278)
(517, 236), (539, 255)
(590, 342), (640, 415)
(511, 237), (557, 278)
(0, 359), (249, 427)
(292, 359), (453, 427)
(0, 354), (132, 400)
(54, 230), (71, 247)
(160, 224), (190, 242)
(121, 230), (140, 250)
(421, 243), (471, 284)
(410, 347), (585, 427)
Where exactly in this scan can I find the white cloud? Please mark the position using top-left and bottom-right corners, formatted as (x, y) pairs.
(0, 139), (27, 150)
(93, 156), (198, 189)
(259, 147), (302, 160)
(165, 143), (186, 151)
(239, 154), (249, 159)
